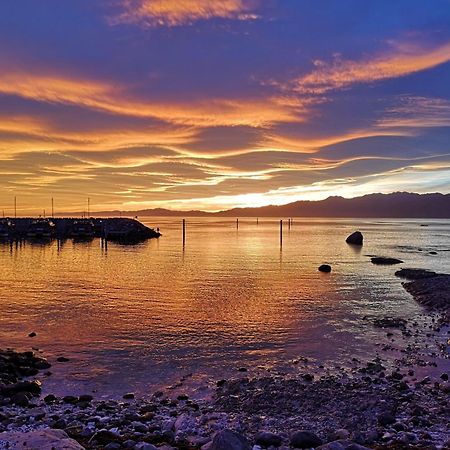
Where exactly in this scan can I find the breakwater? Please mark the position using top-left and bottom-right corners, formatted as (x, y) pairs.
(0, 218), (160, 243)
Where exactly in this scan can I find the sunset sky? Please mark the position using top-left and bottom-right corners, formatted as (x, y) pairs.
(1, 0), (450, 213)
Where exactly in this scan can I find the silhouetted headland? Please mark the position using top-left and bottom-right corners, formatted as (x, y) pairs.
(0, 218), (160, 243)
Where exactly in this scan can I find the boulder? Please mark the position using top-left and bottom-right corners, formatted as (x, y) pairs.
(319, 264), (332, 273)
(332, 429), (350, 440)
(0, 429), (84, 449)
(11, 392), (30, 406)
(210, 430), (251, 450)
(346, 231), (363, 245)
(290, 430), (323, 448)
(254, 431), (283, 447)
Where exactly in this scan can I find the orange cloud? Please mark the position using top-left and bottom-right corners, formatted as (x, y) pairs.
(114, 0), (258, 27)
(0, 114), (196, 160)
(293, 41), (450, 93)
(0, 70), (300, 128)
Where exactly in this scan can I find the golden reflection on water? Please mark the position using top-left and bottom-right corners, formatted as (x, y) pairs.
(0, 218), (448, 397)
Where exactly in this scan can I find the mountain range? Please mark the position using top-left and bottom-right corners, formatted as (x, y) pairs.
(90, 192), (450, 218)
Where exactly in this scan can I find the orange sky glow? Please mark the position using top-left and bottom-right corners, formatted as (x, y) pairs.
(1, 0), (450, 214)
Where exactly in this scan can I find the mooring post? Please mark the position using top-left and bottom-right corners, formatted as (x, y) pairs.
(280, 219), (283, 247)
(236, 218), (239, 229)
(257, 218), (259, 225)
(182, 219), (186, 246)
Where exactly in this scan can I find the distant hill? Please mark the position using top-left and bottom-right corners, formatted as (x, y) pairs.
(91, 192), (450, 218)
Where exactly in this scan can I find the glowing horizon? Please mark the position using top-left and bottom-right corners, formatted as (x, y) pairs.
(1, 1), (450, 214)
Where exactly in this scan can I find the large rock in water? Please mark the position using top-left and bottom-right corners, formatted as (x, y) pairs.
(0, 429), (84, 449)
(210, 430), (251, 450)
(346, 231), (363, 245)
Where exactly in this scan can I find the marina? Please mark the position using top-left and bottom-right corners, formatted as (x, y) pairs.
(0, 218), (161, 243)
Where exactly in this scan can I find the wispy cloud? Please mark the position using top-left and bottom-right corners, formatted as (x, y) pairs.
(291, 41), (450, 94)
(378, 95), (450, 128)
(0, 70), (300, 128)
(112, 0), (258, 27)
(120, 161), (450, 212)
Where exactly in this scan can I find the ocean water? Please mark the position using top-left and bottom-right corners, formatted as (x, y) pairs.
(0, 217), (449, 398)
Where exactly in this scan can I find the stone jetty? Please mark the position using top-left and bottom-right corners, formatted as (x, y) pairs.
(0, 218), (161, 243)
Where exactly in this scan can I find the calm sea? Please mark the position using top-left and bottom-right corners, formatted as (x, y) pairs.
(0, 217), (449, 398)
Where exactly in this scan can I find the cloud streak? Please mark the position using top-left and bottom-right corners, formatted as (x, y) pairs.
(292, 41), (450, 93)
(0, 70), (301, 128)
(1, 2), (450, 213)
(113, 0), (258, 27)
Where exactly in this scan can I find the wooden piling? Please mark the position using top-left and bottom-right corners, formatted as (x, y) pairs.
(182, 219), (186, 246)
(236, 218), (239, 229)
(280, 219), (283, 246)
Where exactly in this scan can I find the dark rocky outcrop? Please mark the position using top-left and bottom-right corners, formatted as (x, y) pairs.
(345, 231), (363, 245)
(395, 268), (440, 280)
(403, 274), (450, 311)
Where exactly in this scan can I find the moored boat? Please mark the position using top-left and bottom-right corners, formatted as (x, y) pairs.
(70, 220), (95, 238)
(0, 219), (13, 239)
(26, 219), (55, 239)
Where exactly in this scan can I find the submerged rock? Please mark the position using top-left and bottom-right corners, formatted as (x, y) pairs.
(371, 257), (403, 265)
(346, 231), (363, 245)
(373, 317), (407, 329)
(395, 268), (439, 280)
(56, 356), (70, 363)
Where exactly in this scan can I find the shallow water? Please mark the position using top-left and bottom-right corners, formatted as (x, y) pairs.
(0, 217), (449, 398)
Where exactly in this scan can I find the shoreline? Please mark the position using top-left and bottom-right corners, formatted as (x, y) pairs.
(1, 269), (449, 449)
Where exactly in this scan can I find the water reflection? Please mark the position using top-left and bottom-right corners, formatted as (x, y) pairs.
(0, 218), (448, 397)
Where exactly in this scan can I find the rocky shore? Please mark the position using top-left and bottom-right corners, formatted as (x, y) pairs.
(1, 268), (449, 450)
